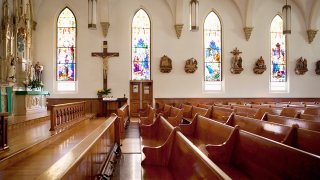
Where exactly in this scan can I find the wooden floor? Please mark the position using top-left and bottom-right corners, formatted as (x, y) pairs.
(113, 118), (142, 180)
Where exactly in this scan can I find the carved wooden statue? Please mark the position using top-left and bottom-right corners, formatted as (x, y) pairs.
(295, 57), (308, 75)
(230, 48), (243, 74)
(160, 55), (172, 73)
(316, 60), (320, 75)
(253, 56), (266, 74)
(185, 58), (198, 73)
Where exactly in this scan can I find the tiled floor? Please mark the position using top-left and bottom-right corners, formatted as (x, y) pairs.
(113, 118), (142, 180)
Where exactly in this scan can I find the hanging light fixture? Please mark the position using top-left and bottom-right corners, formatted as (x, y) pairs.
(282, 0), (291, 34)
(88, 0), (97, 29)
(190, 0), (199, 31)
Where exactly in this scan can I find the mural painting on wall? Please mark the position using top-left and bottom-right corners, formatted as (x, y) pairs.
(316, 61), (320, 75)
(160, 55), (172, 73)
(230, 47), (243, 74)
(295, 57), (308, 75)
(185, 58), (198, 73)
(253, 56), (266, 74)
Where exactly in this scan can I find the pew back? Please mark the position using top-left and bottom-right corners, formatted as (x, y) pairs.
(254, 107), (281, 119)
(264, 113), (320, 132)
(299, 113), (320, 121)
(280, 107), (299, 118)
(234, 107), (258, 118)
(230, 130), (320, 179)
(304, 107), (320, 115)
(211, 106), (234, 123)
(227, 114), (292, 142)
(292, 128), (320, 156)
(117, 104), (130, 139)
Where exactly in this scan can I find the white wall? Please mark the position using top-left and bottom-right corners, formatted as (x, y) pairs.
(34, 0), (320, 99)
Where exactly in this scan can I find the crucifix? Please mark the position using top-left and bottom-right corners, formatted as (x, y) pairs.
(91, 41), (119, 89)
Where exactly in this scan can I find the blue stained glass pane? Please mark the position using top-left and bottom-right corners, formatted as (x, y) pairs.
(204, 12), (222, 82)
(57, 63), (75, 81)
(132, 9), (151, 80)
(270, 15), (286, 82)
(57, 8), (76, 82)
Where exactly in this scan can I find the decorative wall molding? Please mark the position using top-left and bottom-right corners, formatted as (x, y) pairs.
(243, 27), (253, 41)
(100, 22), (110, 38)
(174, 24), (183, 39)
(307, 29), (318, 44)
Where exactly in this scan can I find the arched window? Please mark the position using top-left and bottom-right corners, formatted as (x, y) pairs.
(204, 11), (222, 91)
(131, 9), (151, 80)
(270, 15), (287, 91)
(56, 7), (76, 91)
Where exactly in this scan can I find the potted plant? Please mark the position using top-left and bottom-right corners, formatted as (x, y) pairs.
(97, 88), (111, 98)
(29, 80), (44, 91)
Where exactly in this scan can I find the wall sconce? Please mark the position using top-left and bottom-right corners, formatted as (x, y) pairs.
(282, 0), (291, 34)
(88, 0), (97, 29)
(190, 0), (199, 31)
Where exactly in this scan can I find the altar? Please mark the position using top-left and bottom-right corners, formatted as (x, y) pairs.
(13, 91), (50, 115)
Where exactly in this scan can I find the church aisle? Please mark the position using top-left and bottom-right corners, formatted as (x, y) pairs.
(112, 118), (141, 180)
(0, 118), (106, 179)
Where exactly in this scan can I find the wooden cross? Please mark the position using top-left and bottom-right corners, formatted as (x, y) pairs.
(91, 41), (119, 89)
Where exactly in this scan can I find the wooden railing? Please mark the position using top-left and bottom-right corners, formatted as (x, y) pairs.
(0, 112), (8, 151)
(38, 114), (120, 179)
(49, 101), (86, 131)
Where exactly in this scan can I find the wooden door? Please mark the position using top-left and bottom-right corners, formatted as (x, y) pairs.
(130, 80), (153, 117)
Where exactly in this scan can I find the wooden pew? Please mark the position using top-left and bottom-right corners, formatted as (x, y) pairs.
(205, 124), (320, 179)
(226, 114), (294, 143)
(298, 113), (320, 121)
(211, 106), (234, 123)
(263, 113), (320, 132)
(140, 115), (179, 148)
(304, 107), (320, 115)
(0, 112), (9, 151)
(139, 106), (155, 125)
(197, 103), (212, 109)
(38, 114), (120, 179)
(253, 107), (282, 119)
(156, 104), (172, 116)
(181, 104), (209, 123)
(179, 115), (235, 156)
(234, 106), (258, 118)
(117, 103), (130, 139)
(165, 106), (183, 127)
(280, 107), (300, 118)
(141, 130), (231, 180)
(49, 101), (86, 131)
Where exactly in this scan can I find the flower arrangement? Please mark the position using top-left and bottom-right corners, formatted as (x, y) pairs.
(28, 80), (44, 90)
(97, 88), (111, 97)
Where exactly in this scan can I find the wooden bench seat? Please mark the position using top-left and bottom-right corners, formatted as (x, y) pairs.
(211, 106), (234, 123)
(181, 104), (210, 123)
(140, 115), (178, 148)
(117, 103), (130, 139)
(263, 113), (320, 132)
(141, 130), (231, 180)
(205, 124), (320, 179)
(179, 115), (235, 156)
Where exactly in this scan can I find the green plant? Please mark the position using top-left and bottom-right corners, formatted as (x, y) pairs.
(29, 80), (44, 89)
(97, 88), (111, 96)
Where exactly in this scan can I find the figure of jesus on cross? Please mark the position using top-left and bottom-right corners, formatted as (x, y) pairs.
(91, 41), (119, 89)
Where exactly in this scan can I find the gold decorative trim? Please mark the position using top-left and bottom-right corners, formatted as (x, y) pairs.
(243, 27), (253, 41)
(100, 22), (110, 38)
(307, 29), (318, 44)
(174, 24), (183, 39)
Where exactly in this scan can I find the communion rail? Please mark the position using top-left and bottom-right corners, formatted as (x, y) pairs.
(49, 101), (86, 131)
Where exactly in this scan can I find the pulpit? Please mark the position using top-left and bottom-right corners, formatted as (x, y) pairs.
(13, 91), (50, 115)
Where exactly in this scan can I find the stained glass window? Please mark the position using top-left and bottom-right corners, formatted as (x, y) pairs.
(132, 9), (151, 80)
(270, 15), (286, 82)
(57, 8), (76, 82)
(204, 12), (221, 82)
